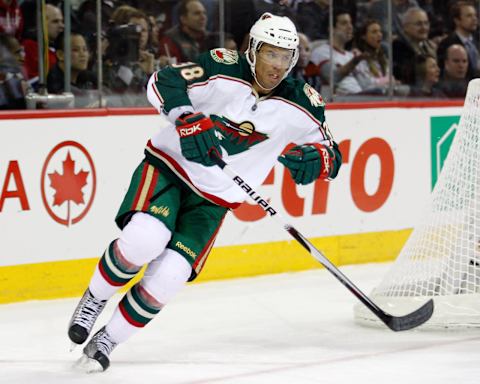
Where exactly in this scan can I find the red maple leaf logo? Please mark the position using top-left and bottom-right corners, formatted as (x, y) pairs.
(48, 151), (89, 224)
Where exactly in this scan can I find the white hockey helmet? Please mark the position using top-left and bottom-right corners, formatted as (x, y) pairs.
(246, 13), (299, 87)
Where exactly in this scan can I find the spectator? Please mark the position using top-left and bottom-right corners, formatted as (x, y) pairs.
(253, 0), (297, 20)
(311, 8), (363, 95)
(74, 0), (115, 41)
(158, 0), (219, 63)
(418, 0), (448, 45)
(438, 43), (469, 98)
(437, 1), (479, 80)
(295, 0), (329, 41)
(110, 5), (155, 75)
(47, 32), (99, 107)
(393, 7), (437, 85)
(0, 33), (28, 109)
(353, 17), (410, 96)
(133, 2), (188, 65)
(409, 54), (445, 97)
(0, 0), (23, 40)
(354, 18), (392, 94)
(223, 32), (238, 50)
(0, 30), (24, 66)
(214, 0), (256, 50)
(147, 14), (161, 58)
(367, 0), (418, 39)
(19, 0), (35, 40)
(335, 0), (358, 24)
(141, 0), (177, 38)
(291, 32), (322, 92)
(22, 3), (64, 81)
(102, 5), (154, 106)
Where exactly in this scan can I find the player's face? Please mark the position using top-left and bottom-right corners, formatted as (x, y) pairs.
(254, 43), (292, 92)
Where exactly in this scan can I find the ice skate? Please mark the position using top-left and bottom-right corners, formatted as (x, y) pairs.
(68, 289), (107, 346)
(78, 326), (117, 372)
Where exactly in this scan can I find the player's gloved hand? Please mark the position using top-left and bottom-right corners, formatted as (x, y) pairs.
(175, 112), (222, 167)
(278, 143), (334, 185)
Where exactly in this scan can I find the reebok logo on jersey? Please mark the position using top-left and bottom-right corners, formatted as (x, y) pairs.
(175, 241), (197, 258)
(179, 124), (202, 137)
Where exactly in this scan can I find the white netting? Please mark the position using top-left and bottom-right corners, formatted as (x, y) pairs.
(355, 79), (480, 329)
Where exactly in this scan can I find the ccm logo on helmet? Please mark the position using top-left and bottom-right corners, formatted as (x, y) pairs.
(277, 35), (296, 41)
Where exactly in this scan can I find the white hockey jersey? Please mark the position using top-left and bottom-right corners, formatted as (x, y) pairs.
(145, 48), (339, 207)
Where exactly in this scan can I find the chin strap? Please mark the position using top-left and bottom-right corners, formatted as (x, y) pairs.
(253, 77), (276, 93)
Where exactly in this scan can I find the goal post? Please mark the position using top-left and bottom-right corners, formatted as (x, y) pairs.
(354, 79), (480, 329)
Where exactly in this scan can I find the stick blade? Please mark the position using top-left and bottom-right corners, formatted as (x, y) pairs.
(384, 299), (434, 331)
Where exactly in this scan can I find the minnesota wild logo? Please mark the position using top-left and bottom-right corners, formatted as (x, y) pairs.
(303, 83), (325, 107)
(210, 48), (238, 65)
(210, 115), (268, 155)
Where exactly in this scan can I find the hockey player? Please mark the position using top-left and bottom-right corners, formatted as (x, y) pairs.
(68, 12), (342, 372)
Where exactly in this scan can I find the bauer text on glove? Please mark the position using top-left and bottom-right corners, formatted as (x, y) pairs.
(175, 112), (222, 167)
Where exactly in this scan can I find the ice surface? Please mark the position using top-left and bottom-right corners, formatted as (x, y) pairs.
(0, 262), (479, 384)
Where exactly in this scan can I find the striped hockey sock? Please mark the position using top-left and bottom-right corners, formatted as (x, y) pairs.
(89, 240), (140, 301)
(106, 283), (163, 343)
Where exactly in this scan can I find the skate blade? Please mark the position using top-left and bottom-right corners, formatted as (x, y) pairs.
(74, 354), (104, 373)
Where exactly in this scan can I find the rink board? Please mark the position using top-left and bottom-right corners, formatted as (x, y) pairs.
(0, 229), (411, 304)
(0, 103), (462, 303)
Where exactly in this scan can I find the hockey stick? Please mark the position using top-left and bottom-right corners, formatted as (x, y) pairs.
(212, 155), (434, 331)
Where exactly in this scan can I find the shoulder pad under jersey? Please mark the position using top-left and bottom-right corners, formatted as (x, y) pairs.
(197, 49), (251, 82)
(274, 77), (326, 122)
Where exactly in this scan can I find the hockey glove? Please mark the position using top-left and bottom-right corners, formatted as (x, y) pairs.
(278, 143), (334, 185)
(175, 112), (222, 167)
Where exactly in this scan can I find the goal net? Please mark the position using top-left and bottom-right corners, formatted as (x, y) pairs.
(354, 79), (480, 329)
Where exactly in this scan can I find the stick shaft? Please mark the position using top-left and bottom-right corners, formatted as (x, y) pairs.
(216, 158), (386, 317)
(213, 156), (433, 331)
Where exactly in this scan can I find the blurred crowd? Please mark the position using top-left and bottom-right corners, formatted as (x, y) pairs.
(0, 0), (478, 109)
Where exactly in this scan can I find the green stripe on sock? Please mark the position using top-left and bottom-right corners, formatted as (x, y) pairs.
(120, 294), (152, 326)
(99, 241), (137, 285)
(130, 285), (161, 316)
